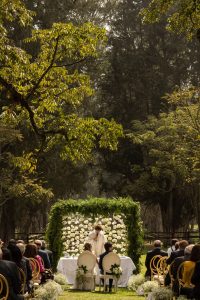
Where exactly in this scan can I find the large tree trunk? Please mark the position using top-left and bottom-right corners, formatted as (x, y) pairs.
(193, 184), (200, 236)
(159, 192), (174, 233)
(0, 199), (16, 243)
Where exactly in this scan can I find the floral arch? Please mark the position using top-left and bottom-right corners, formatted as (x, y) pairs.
(47, 197), (143, 271)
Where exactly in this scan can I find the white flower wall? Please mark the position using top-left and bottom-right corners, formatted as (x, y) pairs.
(62, 213), (128, 256)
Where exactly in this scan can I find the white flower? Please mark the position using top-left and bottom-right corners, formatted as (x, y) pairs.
(128, 274), (145, 291)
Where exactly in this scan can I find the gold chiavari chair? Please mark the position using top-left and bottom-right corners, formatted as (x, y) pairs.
(150, 255), (162, 280)
(18, 268), (26, 295)
(0, 274), (9, 300)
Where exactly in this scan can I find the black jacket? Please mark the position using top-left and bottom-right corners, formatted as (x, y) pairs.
(191, 261), (200, 299)
(145, 247), (168, 277)
(99, 251), (110, 274)
(166, 249), (185, 265)
(0, 260), (22, 300)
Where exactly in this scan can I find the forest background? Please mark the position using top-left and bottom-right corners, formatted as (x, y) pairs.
(0, 0), (200, 241)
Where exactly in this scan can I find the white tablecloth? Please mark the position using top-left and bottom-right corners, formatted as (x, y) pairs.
(57, 256), (136, 287)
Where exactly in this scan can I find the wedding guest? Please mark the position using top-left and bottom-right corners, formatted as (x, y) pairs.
(191, 245), (200, 299)
(7, 244), (23, 268)
(145, 240), (167, 278)
(24, 243), (45, 274)
(167, 239), (179, 256)
(34, 239), (51, 269)
(41, 240), (53, 267)
(0, 247), (23, 299)
(87, 224), (107, 257)
(166, 240), (189, 265)
(17, 242), (32, 293)
(99, 242), (113, 292)
(168, 244), (194, 295)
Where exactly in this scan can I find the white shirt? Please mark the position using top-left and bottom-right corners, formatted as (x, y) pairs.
(167, 245), (176, 256)
(86, 230), (107, 257)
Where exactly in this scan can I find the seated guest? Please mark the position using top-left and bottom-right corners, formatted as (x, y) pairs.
(34, 240), (51, 269)
(0, 239), (12, 261)
(16, 240), (25, 245)
(99, 242), (113, 292)
(167, 239), (179, 256)
(24, 243), (45, 275)
(168, 244), (194, 294)
(17, 243), (32, 293)
(41, 240), (53, 267)
(145, 240), (167, 278)
(2, 247), (12, 261)
(75, 243), (97, 290)
(0, 247), (23, 299)
(187, 244), (200, 299)
(166, 240), (189, 265)
(7, 244), (23, 268)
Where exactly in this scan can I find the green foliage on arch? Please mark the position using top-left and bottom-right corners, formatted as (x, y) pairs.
(46, 197), (143, 272)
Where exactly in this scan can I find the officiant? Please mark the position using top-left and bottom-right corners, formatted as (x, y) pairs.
(86, 224), (107, 257)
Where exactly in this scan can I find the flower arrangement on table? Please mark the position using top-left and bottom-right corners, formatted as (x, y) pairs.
(110, 263), (122, 279)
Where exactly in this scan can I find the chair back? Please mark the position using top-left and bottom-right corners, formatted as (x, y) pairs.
(102, 252), (121, 274)
(158, 256), (168, 276)
(168, 260), (176, 286)
(77, 251), (96, 272)
(0, 274), (9, 300)
(28, 258), (40, 280)
(177, 261), (195, 289)
(150, 255), (162, 279)
(18, 268), (26, 294)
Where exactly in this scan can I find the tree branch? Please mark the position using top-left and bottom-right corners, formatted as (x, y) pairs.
(53, 57), (88, 68)
(0, 75), (42, 136)
(25, 36), (60, 101)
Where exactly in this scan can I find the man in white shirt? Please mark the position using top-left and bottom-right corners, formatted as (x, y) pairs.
(167, 238), (179, 256)
(87, 224), (107, 257)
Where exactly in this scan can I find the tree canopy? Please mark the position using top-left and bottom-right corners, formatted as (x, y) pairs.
(141, 0), (200, 40)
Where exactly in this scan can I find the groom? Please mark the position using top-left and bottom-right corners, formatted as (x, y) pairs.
(87, 224), (107, 257)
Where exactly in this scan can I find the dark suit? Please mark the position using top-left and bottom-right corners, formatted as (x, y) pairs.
(165, 255), (187, 294)
(191, 261), (200, 299)
(38, 249), (51, 269)
(0, 260), (22, 300)
(44, 249), (53, 267)
(145, 247), (168, 277)
(166, 249), (185, 265)
(99, 251), (113, 291)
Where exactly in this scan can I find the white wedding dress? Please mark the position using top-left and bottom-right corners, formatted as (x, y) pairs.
(86, 231), (107, 257)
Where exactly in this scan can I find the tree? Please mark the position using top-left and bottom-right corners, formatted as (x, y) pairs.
(141, 0), (200, 40)
(0, 115), (53, 240)
(0, 0), (124, 239)
(0, 1), (123, 162)
(127, 103), (200, 233)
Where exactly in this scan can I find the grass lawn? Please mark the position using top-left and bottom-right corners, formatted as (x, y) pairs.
(58, 255), (146, 300)
(58, 288), (143, 300)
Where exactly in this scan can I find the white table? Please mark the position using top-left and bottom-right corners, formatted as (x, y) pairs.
(57, 256), (136, 287)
